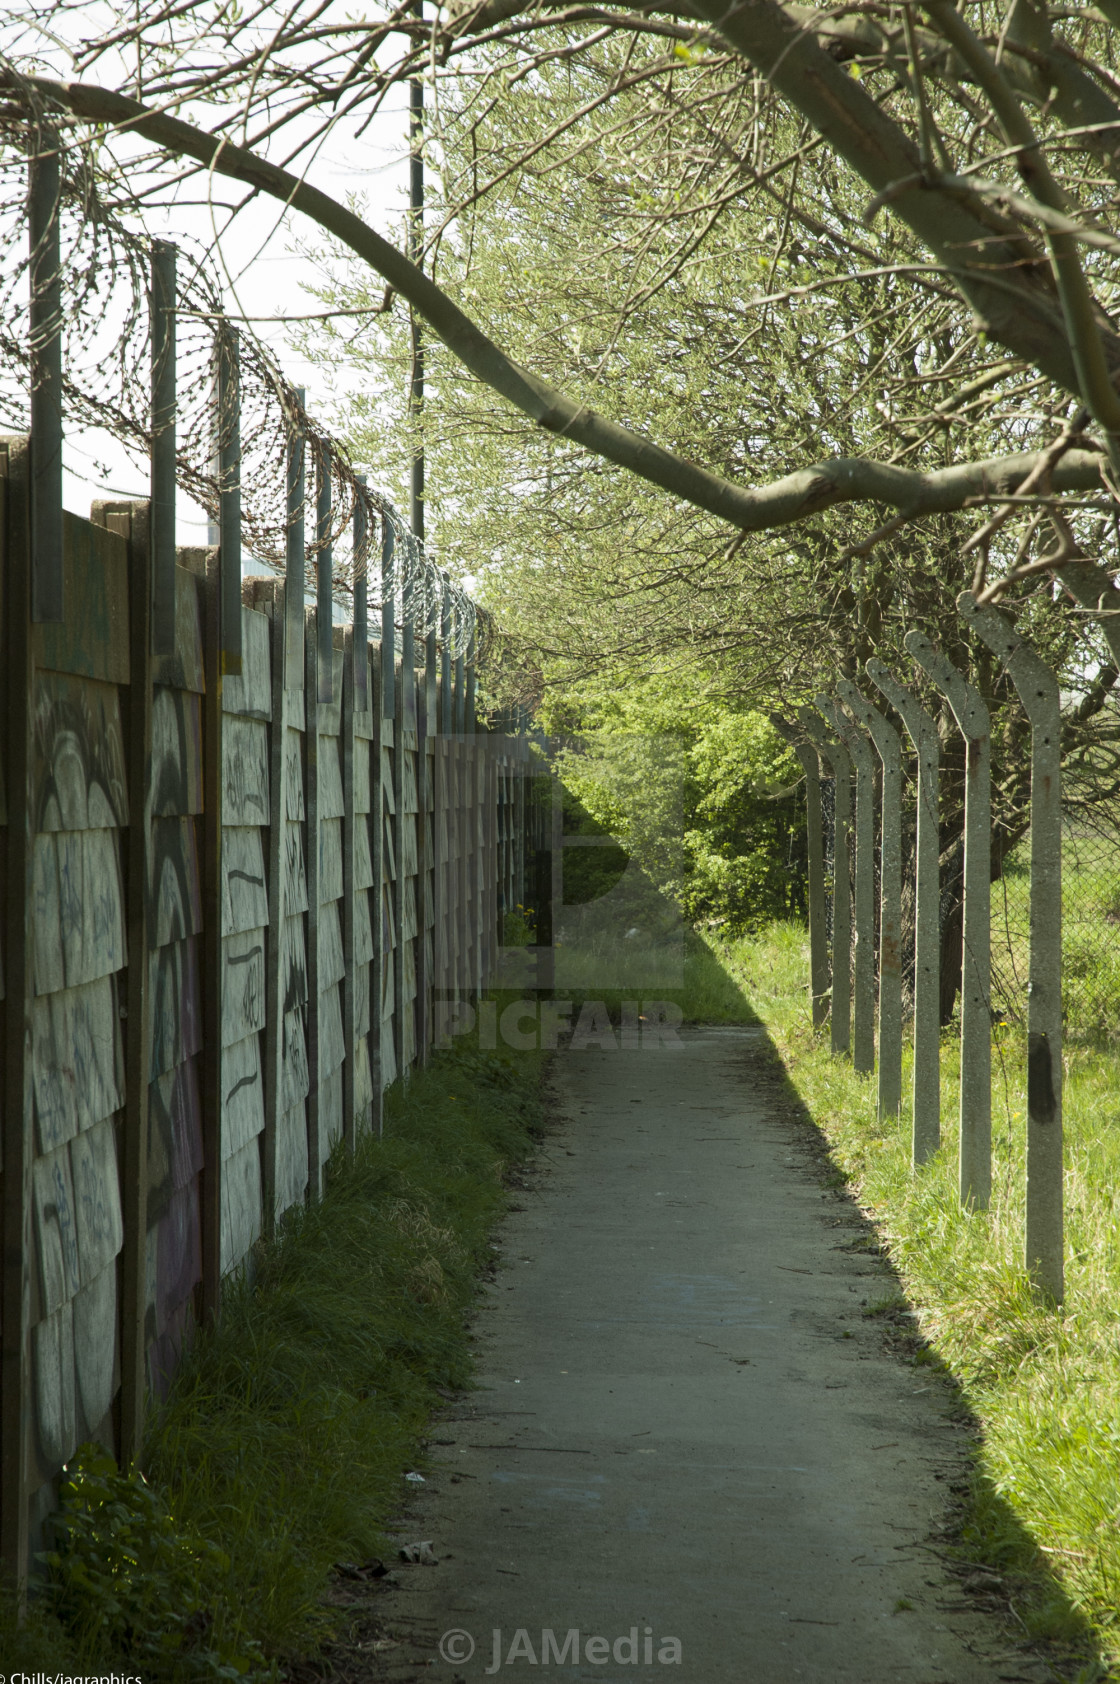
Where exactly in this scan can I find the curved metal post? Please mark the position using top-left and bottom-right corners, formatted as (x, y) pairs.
(771, 715), (829, 1029)
(285, 385), (306, 675)
(906, 631), (991, 1211)
(151, 240), (178, 655)
(866, 659), (941, 1165)
(824, 696), (876, 1076)
(316, 443), (334, 703)
(838, 682), (903, 1119)
(958, 592), (1063, 1302)
(799, 708), (851, 1055)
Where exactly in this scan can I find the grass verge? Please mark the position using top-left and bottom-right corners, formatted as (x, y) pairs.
(8, 1036), (546, 1678)
(719, 920), (1120, 1679)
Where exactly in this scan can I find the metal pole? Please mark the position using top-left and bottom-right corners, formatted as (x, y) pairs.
(28, 123), (64, 622)
(465, 615), (477, 728)
(425, 575), (438, 735)
(217, 324), (243, 673)
(799, 708), (852, 1055)
(958, 592), (1063, 1301)
(353, 475), (368, 711)
(453, 606), (466, 733)
(771, 715), (828, 1029)
(381, 515), (396, 721)
(826, 695), (876, 1076)
(867, 659), (941, 1164)
(402, 539), (416, 724)
(839, 681), (903, 1119)
(409, 1), (425, 545)
(151, 239), (177, 655)
(316, 444), (333, 703)
(907, 631), (991, 1211)
(285, 387), (306, 675)
(440, 579), (452, 733)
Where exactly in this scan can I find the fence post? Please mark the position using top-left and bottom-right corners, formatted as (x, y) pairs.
(1, 438), (35, 1587)
(906, 631), (991, 1211)
(150, 241), (177, 656)
(304, 602), (322, 1198)
(958, 592), (1063, 1302)
(454, 614), (466, 734)
(216, 326), (243, 674)
(196, 536), (226, 1326)
(440, 580), (452, 734)
(418, 576), (437, 1063)
(369, 603), (384, 1135)
(285, 391), (305, 676)
(771, 716), (828, 1030)
(799, 708), (852, 1055)
(341, 621), (358, 1151)
(824, 696), (876, 1076)
(28, 125), (63, 623)
(394, 557), (413, 1077)
(838, 682), (903, 1119)
(316, 446), (333, 705)
(261, 578), (289, 1237)
(353, 480), (368, 713)
(866, 660), (941, 1164)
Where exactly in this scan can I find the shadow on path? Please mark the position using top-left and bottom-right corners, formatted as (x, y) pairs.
(308, 1018), (1105, 1684)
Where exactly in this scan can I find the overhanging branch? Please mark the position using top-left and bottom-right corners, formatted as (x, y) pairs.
(1, 72), (1111, 536)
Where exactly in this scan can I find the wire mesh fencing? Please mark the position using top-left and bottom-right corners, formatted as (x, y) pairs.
(991, 821), (1120, 1043)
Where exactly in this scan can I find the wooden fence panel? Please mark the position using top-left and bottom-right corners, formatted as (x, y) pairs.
(314, 643), (346, 1173)
(218, 601), (270, 1275)
(145, 560), (206, 1398)
(0, 430), (528, 1572)
(24, 502), (130, 1555)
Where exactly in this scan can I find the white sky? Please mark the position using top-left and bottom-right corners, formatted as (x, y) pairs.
(50, 46), (414, 544)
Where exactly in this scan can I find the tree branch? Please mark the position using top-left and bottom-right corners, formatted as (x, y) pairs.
(2, 71), (1111, 538)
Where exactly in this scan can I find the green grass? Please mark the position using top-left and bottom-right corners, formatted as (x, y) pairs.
(10, 1035), (546, 1677)
(556, 919), (759, 1025)
(718, 920), (1120, 1674)
(993, 830), (1120, 1041)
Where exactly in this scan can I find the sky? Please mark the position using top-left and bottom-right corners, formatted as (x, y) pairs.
(61, 103), (413, 543)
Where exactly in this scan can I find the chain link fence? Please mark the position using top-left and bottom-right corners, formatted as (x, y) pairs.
(991, 822), (1120, 1043)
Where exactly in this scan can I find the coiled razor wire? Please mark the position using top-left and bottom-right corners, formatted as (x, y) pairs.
(0, 101), (486, 656)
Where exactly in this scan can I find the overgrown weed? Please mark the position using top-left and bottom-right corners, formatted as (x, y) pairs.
(16, 1035), (545, 1677)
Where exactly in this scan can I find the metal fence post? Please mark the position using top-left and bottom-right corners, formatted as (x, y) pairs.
(866, 660), (941, 1164)
(285, 389), (306, 676)
(353, 478), (368, 712)
(906, 631), (991, 1211)
(825, 695), (876, 1076)
(799, 708), (852, 1055)
(216, 325), (243, 673)
(150, 240), (177, 655)
(440, 579), (452, 734)
(839, 682), (903, 1119)
(28, 124), (64, 623)
(771, 715), (828, 1029)
(316, 444), (333, 704)
(959, 592), (1063, 1302)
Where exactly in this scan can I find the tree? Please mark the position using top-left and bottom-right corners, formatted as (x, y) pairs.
(10, 0), (1120, 1013)
(295, 33), (1120, 1011)
(5, 0), (1120, 640)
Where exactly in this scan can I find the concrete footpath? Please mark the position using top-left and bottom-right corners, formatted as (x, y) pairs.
(360, 1026), (1045, 1684)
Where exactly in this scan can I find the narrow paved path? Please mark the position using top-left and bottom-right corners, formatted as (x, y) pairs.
(367, 1027), (1040, 1684)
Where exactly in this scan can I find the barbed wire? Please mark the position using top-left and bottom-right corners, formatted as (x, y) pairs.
(1, 94), (488, 657)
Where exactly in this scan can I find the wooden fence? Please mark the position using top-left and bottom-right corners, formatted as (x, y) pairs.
(0, 436), (533, 1578)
